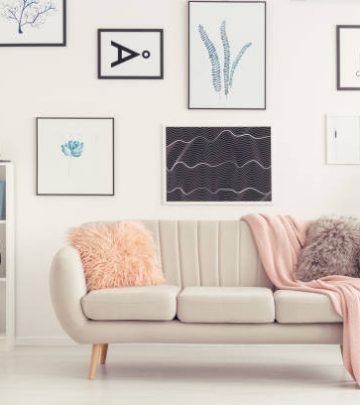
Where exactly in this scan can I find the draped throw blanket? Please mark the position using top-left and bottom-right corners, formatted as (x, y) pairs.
(243, 214), (360, 386)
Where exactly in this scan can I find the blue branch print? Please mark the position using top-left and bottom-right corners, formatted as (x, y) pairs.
(198, 24), (221, 93)
(229, 42), (252, 89)
(198, 21), (252, 97)
(220, 21), (230, 96)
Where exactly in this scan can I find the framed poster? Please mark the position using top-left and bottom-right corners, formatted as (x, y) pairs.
(37, 117), (114, 196)
(326, 115), (360, 164)
(0, 0), (66, 46)
(164, 126), (271, 203)
(98, 29), (164, 79)
(188, 1), (266, 109)
(337, 25), (360, 90)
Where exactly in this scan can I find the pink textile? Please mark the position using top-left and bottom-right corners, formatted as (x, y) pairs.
(69, 222), (164, 291)
(243, 214), (360, 386)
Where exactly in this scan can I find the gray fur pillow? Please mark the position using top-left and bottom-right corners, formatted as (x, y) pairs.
(296, 217), (360, 282)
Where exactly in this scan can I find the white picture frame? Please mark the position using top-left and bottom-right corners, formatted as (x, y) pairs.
(188, 1), (266, 109)
(36, 117), (115, 196)
(326, 115), (360, 164)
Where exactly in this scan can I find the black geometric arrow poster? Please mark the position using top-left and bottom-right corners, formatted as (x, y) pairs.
(165, 127), (271, 202)
(98, 29), (164, 79)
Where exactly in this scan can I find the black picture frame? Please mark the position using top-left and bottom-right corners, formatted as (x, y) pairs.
(36, 117), (115, 196)
(164, 126), (272, 203)
(0, 0), (66, 47)
(188, 1), (267, 110)
(337, 25), (360, 91)
(97, 28), (164, 79)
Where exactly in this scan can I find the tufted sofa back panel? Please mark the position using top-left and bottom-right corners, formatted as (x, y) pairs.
(141, 220), (273, 289)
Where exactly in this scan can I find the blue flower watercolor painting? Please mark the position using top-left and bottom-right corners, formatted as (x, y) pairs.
(37, 117), (114, 195)
(61, 140), (84, 158)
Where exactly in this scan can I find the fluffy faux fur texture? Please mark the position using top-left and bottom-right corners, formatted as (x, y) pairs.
(68, 222), (165, 291)
(296, 216), (360, 282)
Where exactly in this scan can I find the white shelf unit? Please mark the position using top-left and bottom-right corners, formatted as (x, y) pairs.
(0, 162), (14, 351)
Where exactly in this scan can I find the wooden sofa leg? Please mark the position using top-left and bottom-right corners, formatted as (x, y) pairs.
(340, 344), (343, 359)
(101, 344), (109, 365)
(88, 344), (102, 380)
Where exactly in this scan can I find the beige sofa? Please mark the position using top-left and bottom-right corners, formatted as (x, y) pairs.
(50, 220), (343, 379)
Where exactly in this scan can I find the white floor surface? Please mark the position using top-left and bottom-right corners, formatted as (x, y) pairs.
(0, 344), (359, 405)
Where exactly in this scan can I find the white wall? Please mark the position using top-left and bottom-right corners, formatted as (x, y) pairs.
(1, 0), (360, 343)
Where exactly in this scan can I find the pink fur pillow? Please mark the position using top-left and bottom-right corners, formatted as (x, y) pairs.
(68, 222), (164, 291)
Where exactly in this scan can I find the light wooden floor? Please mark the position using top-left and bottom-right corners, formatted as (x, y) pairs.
(0, 344), (359, 405)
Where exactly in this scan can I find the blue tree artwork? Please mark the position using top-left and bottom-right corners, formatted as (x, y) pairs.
(199, 20), (252, 97)
(0, 0), (56, 34)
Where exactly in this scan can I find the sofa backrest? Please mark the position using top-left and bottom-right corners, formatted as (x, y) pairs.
(141, 220), (273, 289)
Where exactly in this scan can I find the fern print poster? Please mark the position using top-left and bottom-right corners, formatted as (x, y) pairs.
(165, 127), (271, 203)
(189, 1), (266, 109)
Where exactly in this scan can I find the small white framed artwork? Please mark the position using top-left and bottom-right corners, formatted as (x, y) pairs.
(36, 117), (115, 196)
(98, 29), (164, 79)
(0, 0), (66, 46)
(326, 115), (360, 164)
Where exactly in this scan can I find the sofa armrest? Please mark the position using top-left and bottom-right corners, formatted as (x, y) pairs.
(50, 246), (88, 341)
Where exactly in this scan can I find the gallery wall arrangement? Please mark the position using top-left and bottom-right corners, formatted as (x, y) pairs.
(0, 0), (350, 205)
(0, 0), (66, 46)
(25, 0), (271, 204)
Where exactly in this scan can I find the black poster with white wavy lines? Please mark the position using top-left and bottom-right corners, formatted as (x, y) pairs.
(166, 127), (271, 202)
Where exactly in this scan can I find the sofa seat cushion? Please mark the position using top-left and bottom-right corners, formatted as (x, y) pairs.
(177, 287), (275, 323)
(275, 290), (342, 323)
(81, 285), (180, 321)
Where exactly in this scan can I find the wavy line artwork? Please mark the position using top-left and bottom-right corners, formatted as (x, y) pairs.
(168, 159), (271, 172)
(167, 129), (270, 148)
(168, 187), (271, 197)
(166, 127), (271, 202)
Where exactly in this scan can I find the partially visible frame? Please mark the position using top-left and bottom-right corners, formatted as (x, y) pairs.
(0, 0), (66, 47)
(36, 117), (115, 196)
(326, 115), (360, 164)
(337, 25), (360, 90)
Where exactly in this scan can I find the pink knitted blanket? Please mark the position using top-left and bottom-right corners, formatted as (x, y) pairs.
(243, 214), (360, 386)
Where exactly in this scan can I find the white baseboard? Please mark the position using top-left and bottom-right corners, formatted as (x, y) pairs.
(15, 337), (76, 346)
